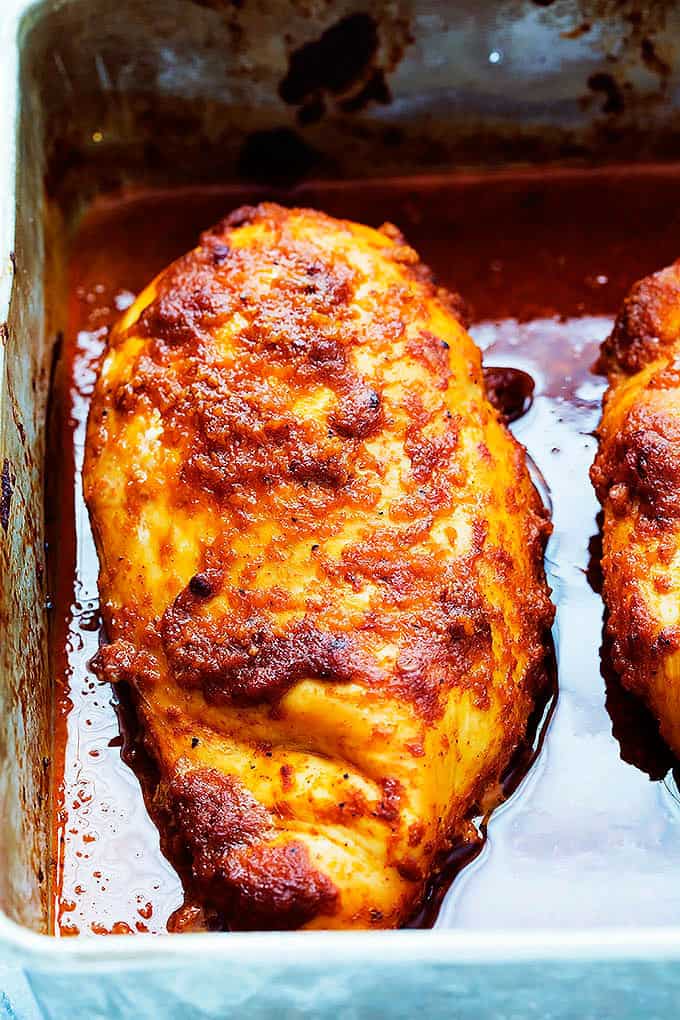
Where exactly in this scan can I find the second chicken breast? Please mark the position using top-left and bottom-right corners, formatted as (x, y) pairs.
(593, 261), (680, 757)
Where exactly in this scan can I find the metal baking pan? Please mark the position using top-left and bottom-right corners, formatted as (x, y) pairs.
(4, 0), (680, 1016)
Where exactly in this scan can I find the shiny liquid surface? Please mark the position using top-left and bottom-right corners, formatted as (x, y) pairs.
(50, 167), (680, 935)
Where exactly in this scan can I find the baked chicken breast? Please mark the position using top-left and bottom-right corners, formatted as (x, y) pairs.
(593, 261), (680, 758)
(85, 203), (553, 929)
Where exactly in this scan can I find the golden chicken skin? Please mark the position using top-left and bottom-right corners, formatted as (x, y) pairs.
(593, 261), (680, 758)
(84, 203), (554, 930)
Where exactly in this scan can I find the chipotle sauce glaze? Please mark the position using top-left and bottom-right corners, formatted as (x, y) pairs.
(50, 166), (680, 935)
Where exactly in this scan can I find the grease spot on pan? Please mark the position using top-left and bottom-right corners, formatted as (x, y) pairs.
(279, 14), (380, 106)
(278, 11), (409, 123)
(587, 72), (625, 115)
(1, 458), (13, 533)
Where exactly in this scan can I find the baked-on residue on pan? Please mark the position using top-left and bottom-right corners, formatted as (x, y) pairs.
(84, 203), (554, 929)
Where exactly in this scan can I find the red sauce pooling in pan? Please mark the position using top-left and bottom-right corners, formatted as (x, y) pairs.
(50, 166), (680, 936)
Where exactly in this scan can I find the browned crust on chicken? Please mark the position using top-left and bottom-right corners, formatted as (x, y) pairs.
(598, 261), (680, 376)
(164, 768), (339, 929)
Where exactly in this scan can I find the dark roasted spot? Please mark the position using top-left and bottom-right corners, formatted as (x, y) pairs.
(288, 451), (349, 488)
(168, 766), (271, 877)
(91, 639), (161, 687)
(161, 602), (378, 705)
(215, 841), (338, 930)
(330, 385), (384, 439)
(375, 777), (403, 823)
(396, 859), (422, 882)
(179, 378), (354, 500)
(593, 404), (680, 522)
(138, 249), (236, 346)
(189, 573), (214, 598)
(280, 763), (295, 791)
(383, 571), (512, 721)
